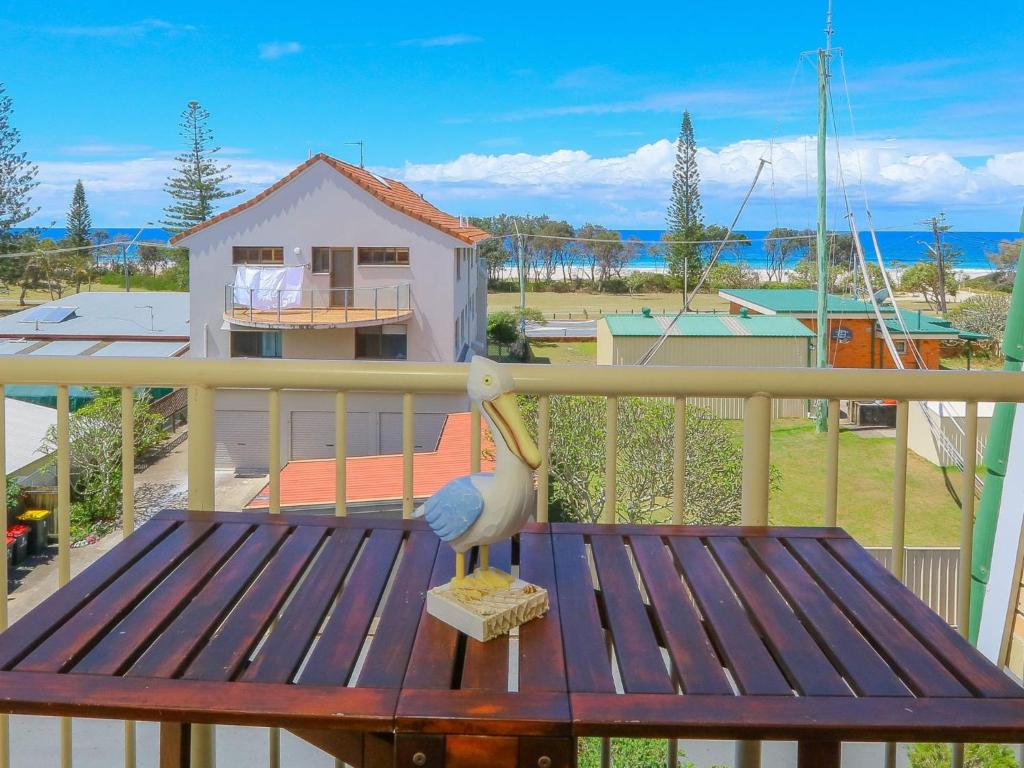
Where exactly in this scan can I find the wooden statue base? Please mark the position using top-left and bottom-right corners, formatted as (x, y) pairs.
(426, 578), (549, 642)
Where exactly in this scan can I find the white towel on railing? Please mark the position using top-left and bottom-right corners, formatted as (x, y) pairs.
(233, 266), (305, 310)
(233, 266), (262, 306)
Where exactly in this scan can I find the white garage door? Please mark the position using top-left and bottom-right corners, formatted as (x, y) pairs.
(378, 412), (449, 455)
(215, 411), (269, 471)
(290, 411), (371, 461)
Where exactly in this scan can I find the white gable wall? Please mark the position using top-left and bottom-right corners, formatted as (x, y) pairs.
(183, 159), (470, 362)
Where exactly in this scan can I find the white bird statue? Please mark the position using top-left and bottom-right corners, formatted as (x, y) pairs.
(416, 355), (541, 590)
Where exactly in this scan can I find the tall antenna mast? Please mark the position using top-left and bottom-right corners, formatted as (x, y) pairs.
(814, 0), (834, 432)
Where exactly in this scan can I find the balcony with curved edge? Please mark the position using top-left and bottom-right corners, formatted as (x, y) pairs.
(224, 283), (412, 329)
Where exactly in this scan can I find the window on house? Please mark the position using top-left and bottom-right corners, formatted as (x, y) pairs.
(231, 331), (282, 358)
(894, 340), (908, 354)
(357, 247), (409, 266)
(311, 247), (332, 274)
(456, 251), (461, 280)
(356, 324), (407, 359)
(232, 247), (284, 265)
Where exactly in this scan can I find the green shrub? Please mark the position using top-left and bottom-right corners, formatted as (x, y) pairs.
(487, 312), (518, 345)
(908, 743), (1018, 768)
(5, 478), (22, 518)
(599, 277), (630, 294)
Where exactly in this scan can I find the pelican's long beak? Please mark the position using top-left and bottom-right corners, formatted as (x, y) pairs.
(483, 392), (542, 470)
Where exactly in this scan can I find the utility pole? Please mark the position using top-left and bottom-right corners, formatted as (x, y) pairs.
(931, 215), (948, 316)
(814, 4), (834, 433)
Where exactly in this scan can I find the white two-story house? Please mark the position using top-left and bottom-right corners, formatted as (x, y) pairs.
(172, 153), (490, 471)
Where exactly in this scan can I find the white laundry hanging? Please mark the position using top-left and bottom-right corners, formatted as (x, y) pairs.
(233, 266), (306, 310)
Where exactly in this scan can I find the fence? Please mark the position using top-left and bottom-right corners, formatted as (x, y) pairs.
(0, 357), (1012, 768)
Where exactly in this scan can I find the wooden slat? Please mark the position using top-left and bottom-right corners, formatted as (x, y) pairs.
(0, 671), (396, 731)
(400, 537), (459, 690)
(73, 523), (253, 676)
(787, 537), (969, 698)
(0, 519), (177, 669)
(551, 523), (849, 538)
(127, 524), (289, 679)
(518, 531), (566, 693)
(668, 537), (792, 696)
(357, 531), (440, 689)
(184, 525), (328, 681)
(395, 689), (571, 737)
(589, 535), (673, 693)
(747, 538), (909, 698)
(551, 534), (614, 693)
(571, 693), (1024, 742)
(241, 527), (364, 683)
(154, 508), (424, 531)
(461, 541), (513, 691)
(298, 528), (404, 686)
(629, 534), (732, 695)
(707, 537), (850, 697)
(827, 538), (1024, 698)
(18, 522), (214, 673)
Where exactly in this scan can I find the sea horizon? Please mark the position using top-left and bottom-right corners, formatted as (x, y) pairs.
(17, 226), (1023, 272)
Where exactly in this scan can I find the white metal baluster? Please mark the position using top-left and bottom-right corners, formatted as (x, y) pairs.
(269, 389), (281, 515)
(335, 392), (347, 517)
(403, 393), (414, 517)
(825, 399), (840, 526)
(603, 397), (617, 524)
(672, 397), (686, 525)
(57, 385), (72, 768)
(892, 401), (909, 582)
(950, 401), (979, 768)
(121, 388), (136, 768)
(536, 396), (550, 523)
(884, 400), (910, 768)
(186, 385), (216, 768)
(737, 393), (771, 768)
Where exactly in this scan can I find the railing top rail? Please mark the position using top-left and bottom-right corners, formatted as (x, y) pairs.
(1, 358), (1022, 402)
(226, 282), (411, 292)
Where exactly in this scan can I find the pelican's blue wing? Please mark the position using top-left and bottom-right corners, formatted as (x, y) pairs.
(416, 476), (483, 542)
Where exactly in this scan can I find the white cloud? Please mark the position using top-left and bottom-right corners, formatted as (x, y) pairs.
(398, 34), (482, 48)
(60, 143), (153, 156)
(393, 136), (1024, 206)
(30, 156), (293, 226)
(48, 19), (195, 37)
(26, 138), (1024, 228)
(258, 41), (303, 60)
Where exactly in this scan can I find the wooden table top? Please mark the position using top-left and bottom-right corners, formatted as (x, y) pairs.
(0, 510), (1021, 745)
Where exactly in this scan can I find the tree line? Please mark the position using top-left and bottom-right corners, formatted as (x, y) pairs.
(0, 88), (240, 303)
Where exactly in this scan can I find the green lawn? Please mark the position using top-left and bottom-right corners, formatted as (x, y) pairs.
(489, 290), (727, 318)
(0, 282), (156, 311)
(529, 340), (597, 365)
(768, 421), (964, 546)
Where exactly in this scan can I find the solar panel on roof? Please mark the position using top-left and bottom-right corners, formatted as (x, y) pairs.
(18, 306), (77, 323)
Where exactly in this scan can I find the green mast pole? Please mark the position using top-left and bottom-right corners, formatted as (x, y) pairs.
(814, 25), (832, 432)
(969, 209), (1024, 642)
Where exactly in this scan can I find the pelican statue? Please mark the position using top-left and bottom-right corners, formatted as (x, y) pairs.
(417, 356), (541, 590)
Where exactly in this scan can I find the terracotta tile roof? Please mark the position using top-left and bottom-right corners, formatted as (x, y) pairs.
(170, 152), (491, 246)
(246, 412), (495, 510)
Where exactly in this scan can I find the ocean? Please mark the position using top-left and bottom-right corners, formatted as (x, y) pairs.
(18, 227), (1023, 271)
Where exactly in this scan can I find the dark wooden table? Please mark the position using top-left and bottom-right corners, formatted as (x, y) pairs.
(0, 510), (1020, 768)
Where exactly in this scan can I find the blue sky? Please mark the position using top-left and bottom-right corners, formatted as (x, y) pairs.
(2, 0), (1022, 230)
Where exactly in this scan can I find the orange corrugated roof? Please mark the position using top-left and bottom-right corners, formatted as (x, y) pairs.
(170, 153), (490, 245)
(247, 412), (495, 509)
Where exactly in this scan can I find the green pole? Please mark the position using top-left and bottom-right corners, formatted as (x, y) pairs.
(969, 209), (1024, 642)
(814, 47), (830, 432)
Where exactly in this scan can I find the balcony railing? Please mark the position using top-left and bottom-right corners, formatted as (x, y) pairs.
(0, 358), (1017, 768)
(223, 282), (412, 329)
